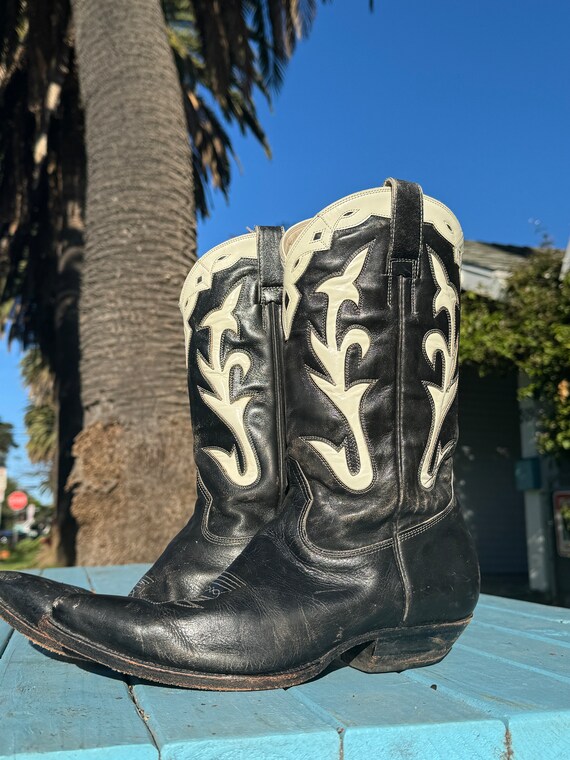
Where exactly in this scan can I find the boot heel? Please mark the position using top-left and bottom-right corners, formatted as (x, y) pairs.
(341, 617), (471, 674)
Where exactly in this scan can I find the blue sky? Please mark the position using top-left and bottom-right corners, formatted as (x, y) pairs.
(1, 0), (568, 496)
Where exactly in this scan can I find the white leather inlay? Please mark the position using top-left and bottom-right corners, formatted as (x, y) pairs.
(197, 282), (259, 487)
(419, 248), (459, 490)
(305, 248), (374, 491)
(281, 186), (463, 339)
(179, 233), (257, 364)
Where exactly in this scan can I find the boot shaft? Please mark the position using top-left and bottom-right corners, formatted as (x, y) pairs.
(281, 180), (462, 550)
(179, 227), (285, 539)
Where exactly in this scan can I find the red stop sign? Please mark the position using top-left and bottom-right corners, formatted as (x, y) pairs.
(7, 491), (28, 512)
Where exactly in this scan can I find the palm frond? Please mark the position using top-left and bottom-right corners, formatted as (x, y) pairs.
(21, 346), (53, 404)
(163, 1), (329, 213)
(24, 403), (56, 464)
(221, 85), (271, 157)
(0, 0), (27, 92)
(184, 88), (234, 215)
(21, 347), (55, 465)
(0, 419), (18, 467)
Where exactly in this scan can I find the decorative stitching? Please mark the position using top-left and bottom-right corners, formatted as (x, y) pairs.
(294, 458), (457, 557)
(192, 568), (248, 602)
(304, 247), (375, 492)
(226, 345), (257, 400)
(198, 469), (256, 545)
(399, 495), (456, 542)
(261, 286), (282, 305)
(394, 278), (412, 621)
(196, 280), (261, 488)
(418, 246), (459, 490)
(387, 259), (418, 308)
(419, 184), (424, 264)
(304, 322), (375, 390)
(386, 179), (397, 265)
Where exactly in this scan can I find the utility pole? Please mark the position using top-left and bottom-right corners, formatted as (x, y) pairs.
(0, 467), (6, 530)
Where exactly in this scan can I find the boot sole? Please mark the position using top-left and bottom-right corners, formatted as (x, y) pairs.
(0, 601), (81, 660)
(40, 616), (471, 690)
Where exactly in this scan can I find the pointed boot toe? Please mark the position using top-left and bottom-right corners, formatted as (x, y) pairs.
(0, 571), (89, 656)
(45, 592), (210, 683)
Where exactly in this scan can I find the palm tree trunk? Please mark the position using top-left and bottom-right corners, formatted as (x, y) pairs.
(69, 0), (197, 565)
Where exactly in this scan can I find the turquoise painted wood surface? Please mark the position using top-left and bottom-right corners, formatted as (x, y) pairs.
(0, 566), (157, 760)
(0, 565), (569, 759)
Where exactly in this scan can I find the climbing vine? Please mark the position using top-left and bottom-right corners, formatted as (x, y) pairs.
(460, 250), (570, 456)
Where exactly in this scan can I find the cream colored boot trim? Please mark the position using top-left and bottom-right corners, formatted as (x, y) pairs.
(281, 187), (463, 339)
(179, 233), (257, 364)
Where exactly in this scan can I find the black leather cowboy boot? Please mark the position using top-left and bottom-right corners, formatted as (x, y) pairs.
(0, 227), (286, 655)
(39, 179), (480, 689)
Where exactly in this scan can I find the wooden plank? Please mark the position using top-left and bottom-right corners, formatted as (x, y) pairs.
(132, 681), (340, 760)
(479, 593), (570, 622)
(41, 565), (94, 588)
(507, 711), (570, 760)
(406, 641), (570, 760)
(0, 566), (157, 760)
(461, 621), (570, 682)
(406, 635), (570, 714)
(474, 603), (570, 645)
(86, 564), (150, 596)
(290, 663), (505, 760)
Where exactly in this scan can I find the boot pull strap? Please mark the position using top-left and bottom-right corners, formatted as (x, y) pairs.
(384, 178), (423, 277)
(256, 226), (284, 304)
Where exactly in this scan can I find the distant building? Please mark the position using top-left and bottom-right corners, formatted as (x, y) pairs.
(458, 242), (570, 605)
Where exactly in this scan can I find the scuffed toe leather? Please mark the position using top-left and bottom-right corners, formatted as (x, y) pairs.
(0, 571), (89, 652)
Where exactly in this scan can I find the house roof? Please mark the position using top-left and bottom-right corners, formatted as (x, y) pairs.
(463, 241), (535, 271)
(462, 241), (538, 299)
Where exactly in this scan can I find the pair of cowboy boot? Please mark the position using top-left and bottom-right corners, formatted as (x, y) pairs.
(0, 179), (480, 690)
